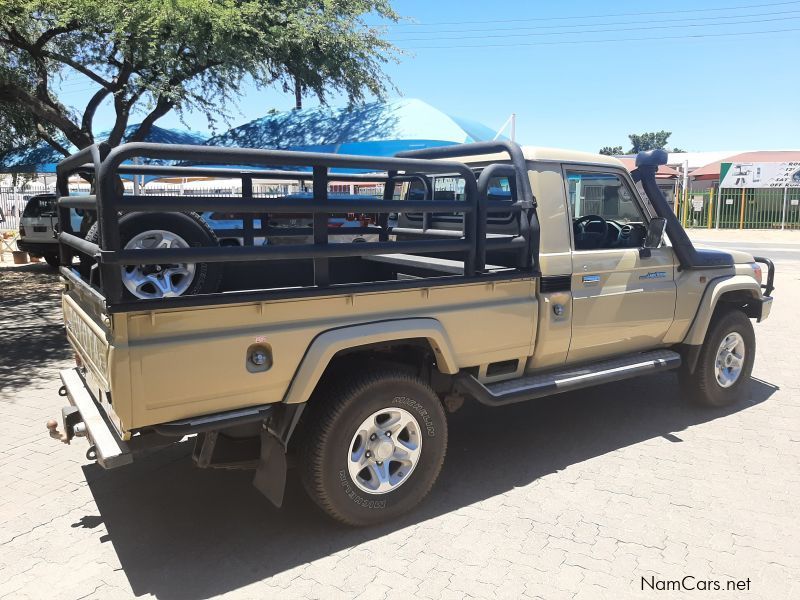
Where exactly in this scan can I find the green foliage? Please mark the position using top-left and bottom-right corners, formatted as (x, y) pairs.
(600, 131), (685, 156)
(599, 145), (623, 156)
(627, 131), (672, 153)
(0, 0), (400, 158)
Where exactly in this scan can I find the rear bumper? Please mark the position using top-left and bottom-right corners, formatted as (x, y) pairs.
(16, 240), (58, 256)
(58, 368), (132, 469)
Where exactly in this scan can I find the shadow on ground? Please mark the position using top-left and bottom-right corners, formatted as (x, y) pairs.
(81, 374), (778, 599)
(0, 262), (70, 395)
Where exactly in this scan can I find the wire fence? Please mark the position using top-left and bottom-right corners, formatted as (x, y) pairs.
(0, 184), (53, 231)
(676, 187), (800, 230)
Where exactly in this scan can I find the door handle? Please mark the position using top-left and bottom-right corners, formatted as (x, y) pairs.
(582, 275), (600, 285)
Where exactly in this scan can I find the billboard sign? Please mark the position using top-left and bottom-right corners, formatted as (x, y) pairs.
(720, 162), (800, 188)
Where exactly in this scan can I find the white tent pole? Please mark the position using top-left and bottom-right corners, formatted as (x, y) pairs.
(493, 114), (513, 141)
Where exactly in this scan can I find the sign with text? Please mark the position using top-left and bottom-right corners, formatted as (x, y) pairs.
(720, 162), (800, 188)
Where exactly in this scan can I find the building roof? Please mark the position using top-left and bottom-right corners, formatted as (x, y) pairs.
(690, 150), (800, 180)
(617, 158), (680, 178)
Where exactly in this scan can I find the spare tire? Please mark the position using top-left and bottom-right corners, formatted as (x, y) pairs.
(84, 212), (222, 299)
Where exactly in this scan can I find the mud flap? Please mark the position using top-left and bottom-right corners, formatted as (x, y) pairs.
(252, 429), (287, 507)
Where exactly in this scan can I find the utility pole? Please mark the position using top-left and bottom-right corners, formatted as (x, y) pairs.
(511, 113), (516, 142)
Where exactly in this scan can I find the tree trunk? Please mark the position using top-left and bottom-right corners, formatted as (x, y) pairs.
(294, 79), (302, 110)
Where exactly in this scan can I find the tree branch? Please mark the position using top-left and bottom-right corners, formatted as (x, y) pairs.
(127, 96), (173, 142)
(33, 23), (81, 50)
(41, 51), (113, 88)
(0, 83), (90, 148)
(81, 87), (112, 134)
(35, 123), (71, 157)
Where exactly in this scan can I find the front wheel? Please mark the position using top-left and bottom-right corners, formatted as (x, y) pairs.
(680, 309), (755, 407)
(300, 369), (448, 526)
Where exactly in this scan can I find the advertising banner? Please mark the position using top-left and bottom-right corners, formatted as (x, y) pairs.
(720, 162), (800, 188)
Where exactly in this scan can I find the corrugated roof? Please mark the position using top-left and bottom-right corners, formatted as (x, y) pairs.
(690, 150), (800, 180)
(617, 158), (680, 178)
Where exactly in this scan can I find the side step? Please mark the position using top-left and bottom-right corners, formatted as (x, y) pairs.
(455, 350), (681, 406)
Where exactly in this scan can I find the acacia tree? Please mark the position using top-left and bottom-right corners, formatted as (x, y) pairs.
(599, 131), (683, 155)
(0, 0), (400, 158)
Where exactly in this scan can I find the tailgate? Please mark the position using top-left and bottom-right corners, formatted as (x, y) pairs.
(61, 285), (127, 435)
(63, 293), (110, 388)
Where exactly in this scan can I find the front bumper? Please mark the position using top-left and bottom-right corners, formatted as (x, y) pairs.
(756, 296), (773, 322)
(57, 368), (131, 469)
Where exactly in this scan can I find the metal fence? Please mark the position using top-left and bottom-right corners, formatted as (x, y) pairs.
(676, 187), (800, 230)
(0, 179), (386, 232)
(0, 184), (53, 230)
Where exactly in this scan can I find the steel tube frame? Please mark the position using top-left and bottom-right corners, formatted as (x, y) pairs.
(56, 141), (537, 307)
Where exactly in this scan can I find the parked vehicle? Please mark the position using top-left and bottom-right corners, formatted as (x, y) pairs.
(17, 193), (83, 268)
(47, 141), (774, 526)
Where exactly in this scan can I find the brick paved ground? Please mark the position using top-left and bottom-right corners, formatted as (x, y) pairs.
(1, 237), (799, 600)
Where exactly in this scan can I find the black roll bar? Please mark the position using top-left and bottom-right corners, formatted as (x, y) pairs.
(58, 142), (528, 306)
(397, 141), (538, 272)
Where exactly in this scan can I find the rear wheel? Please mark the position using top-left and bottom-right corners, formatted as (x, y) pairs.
(300, 369), (447, 526)
(680, 309), (755, 407)
(83, 212), (222, 299)
(43, 254), (59, 269)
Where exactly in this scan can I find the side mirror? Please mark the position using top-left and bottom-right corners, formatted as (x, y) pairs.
(640, 217), (667, 258)
(644, 217), (667, 249)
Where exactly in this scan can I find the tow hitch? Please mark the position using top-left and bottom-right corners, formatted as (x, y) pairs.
(46, 369), (132, 469)
(46, 400), (85, 444)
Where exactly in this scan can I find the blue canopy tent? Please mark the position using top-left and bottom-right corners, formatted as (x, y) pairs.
(1, 99), (502, 177)
(192, 98), (503, 173)
(0, 124), (206, 175)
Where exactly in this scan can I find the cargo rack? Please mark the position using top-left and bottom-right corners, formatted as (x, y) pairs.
(56, 141), (537, 312)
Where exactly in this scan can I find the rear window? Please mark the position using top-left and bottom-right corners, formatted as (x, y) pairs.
(405, 174), (515, 223)
(22, 196), (57, 218)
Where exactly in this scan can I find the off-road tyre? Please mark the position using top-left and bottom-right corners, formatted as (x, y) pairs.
(680, 308), (755, 407)
(81, 212), (222, 298)
(300, 369), (448, 526)
(43, 254), (59, 269)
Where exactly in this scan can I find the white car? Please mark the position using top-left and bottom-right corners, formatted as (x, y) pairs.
(17, 194), (83, 268)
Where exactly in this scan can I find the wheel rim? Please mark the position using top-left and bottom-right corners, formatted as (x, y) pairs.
(121, 230), (196, 299)
(347, 407), (423, 495)
(715, 331), (746, 388)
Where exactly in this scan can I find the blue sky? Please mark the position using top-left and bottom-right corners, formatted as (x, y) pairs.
(60, 0), (800, 153)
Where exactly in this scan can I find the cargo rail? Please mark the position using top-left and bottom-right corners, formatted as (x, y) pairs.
(56, 141), (537, 311)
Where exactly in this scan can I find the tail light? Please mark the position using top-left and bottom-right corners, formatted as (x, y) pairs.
(752, 263), (763, 285)
(19, 225), (25, 236)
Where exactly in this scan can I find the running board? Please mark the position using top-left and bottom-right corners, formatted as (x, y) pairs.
(455, 350), (681, 407)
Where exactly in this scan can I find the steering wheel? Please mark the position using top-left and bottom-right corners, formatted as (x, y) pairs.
(573, 214), (609, 250)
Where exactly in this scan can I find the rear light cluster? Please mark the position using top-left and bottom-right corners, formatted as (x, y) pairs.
(19, 225), (25, 236)
(752, 263), (763, 285)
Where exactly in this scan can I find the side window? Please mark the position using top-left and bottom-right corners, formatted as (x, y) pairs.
(566, 170), (647, 250)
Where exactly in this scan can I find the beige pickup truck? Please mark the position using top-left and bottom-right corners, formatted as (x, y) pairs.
(48, 141), (774, 526)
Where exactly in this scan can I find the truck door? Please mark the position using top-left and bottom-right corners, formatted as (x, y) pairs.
(564, 167), (677, 364)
